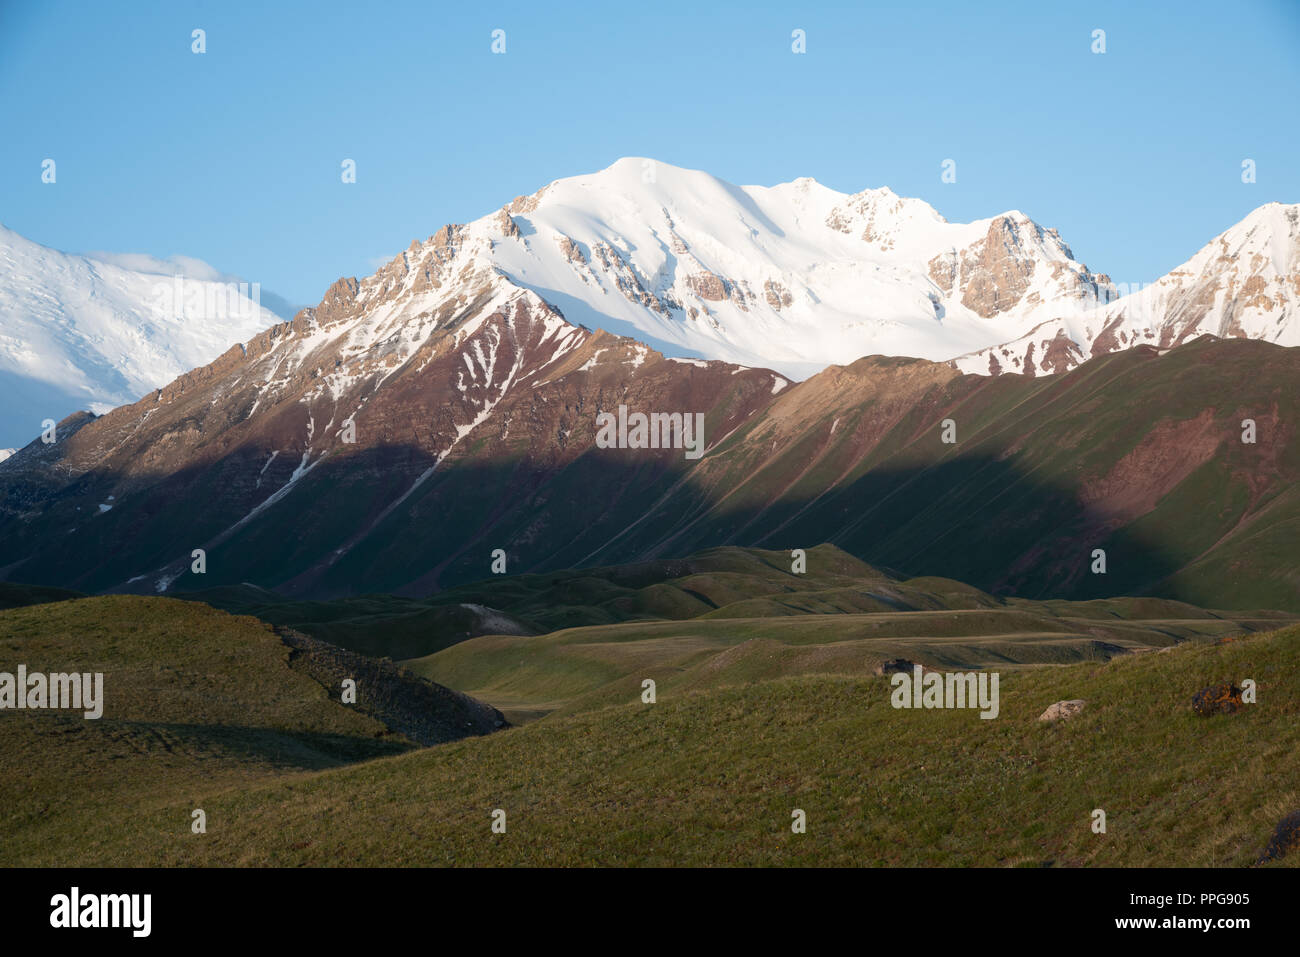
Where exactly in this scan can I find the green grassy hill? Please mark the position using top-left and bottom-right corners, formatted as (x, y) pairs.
(180, 585), (535, 661)
(382, 546), (1290, 721)
(182, 545), (899, 659)
(180, 545), (1296, 688)
(408, 607), (1291, 722)
(2, 593), (1294, 866)
(0, 596), (501, 866)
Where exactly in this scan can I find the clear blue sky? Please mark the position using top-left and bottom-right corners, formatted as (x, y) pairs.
(2, 0), (1297, 309)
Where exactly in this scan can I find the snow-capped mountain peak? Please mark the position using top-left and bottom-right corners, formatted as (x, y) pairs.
(370, 157), (1116, 380)
(6, 159), (1294, 457)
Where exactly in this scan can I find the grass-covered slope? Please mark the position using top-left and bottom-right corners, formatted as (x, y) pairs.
(392, 547), (1292, 721)
(0, 596), (501, 866)
(180, 584), (536, 662)
(578, 339), (1300, 612)
(180, 545), (1297, 678)
(182, 545), (896, 659)
(5, 613), (1295, 867)
(409, 607), (1291, 723)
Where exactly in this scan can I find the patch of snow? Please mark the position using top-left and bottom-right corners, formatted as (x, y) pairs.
(155, 570), (181, 593)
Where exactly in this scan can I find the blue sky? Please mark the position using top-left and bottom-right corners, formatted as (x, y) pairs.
(2, 0), (1297, 309)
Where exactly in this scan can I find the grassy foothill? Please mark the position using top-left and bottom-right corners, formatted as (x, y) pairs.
(1, 591), (1295, 867)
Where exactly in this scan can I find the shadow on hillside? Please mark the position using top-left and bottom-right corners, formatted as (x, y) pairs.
(0, 433), (1222, 613)
(26, 715), (413, 770)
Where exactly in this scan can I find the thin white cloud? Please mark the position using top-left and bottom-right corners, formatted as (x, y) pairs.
(84, 250), (234, 282)
(82, 250), (301, 319)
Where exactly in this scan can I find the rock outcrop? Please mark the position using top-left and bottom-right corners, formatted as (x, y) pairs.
(1037, 699), (1087, 721)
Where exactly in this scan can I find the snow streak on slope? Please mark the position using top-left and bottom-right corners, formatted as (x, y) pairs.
(0, 225), (283, 445)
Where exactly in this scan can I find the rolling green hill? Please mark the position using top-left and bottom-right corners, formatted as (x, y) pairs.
(172, 545), (1294, 723)
(180, 545), (1297, 685)
(408, 603), (1292, 722)
(1, 592), (1295, 866)
(0, 595), (502, 865)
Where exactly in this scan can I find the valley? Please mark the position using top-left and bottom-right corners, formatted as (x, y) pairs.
(172, 544), (1297, 723)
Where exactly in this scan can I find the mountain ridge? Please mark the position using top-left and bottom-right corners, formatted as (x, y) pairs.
(341, 157), (1297, 380)
(1, 323), (1294, 610)
(2, 160), (1296, 610)
(5, 159), (1294, 446)
(353, 157), (1121, 379)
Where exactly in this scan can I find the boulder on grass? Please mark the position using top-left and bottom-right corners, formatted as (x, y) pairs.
(1038, 699), (1087, 722)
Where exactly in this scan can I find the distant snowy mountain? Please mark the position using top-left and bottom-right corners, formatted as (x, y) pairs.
(953, 202), (1300, 375)
(415, 157), (1118, 379)
(0, 225), (285, 446)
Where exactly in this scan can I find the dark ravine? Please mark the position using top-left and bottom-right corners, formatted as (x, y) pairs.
(279, 628), (506, 746)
